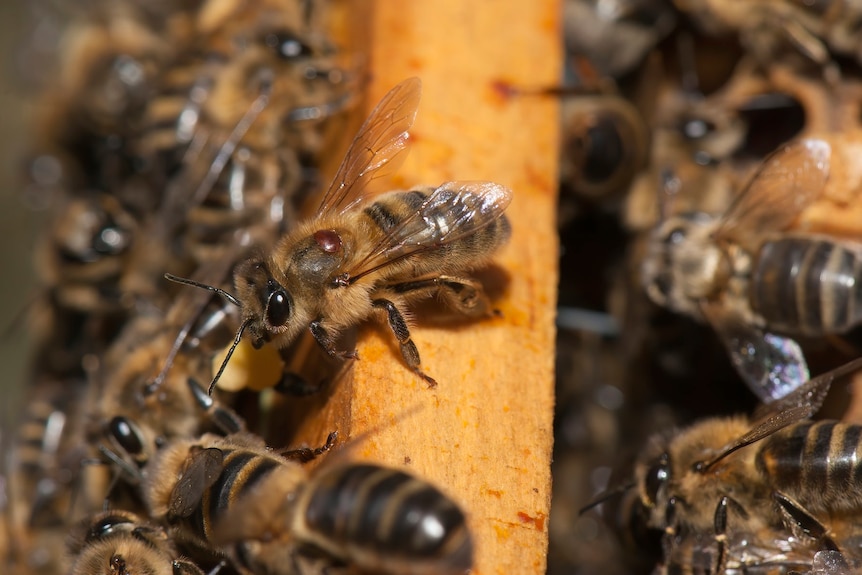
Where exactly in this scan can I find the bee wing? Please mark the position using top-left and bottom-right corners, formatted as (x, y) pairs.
(705, 356), (862, 471)
(316, 77), (422, 216)
(751, 355), (862, 422)
(168, 447), (224, 519)
(712, 138), (830, 250)
(701, 301), (809, 404)
(343, 181), (512, 283)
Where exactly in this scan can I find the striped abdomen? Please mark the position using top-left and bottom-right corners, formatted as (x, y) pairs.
(296, 464), (473, 575)
(750, 237), (862, 336)
(179, 446), (281, 545)
(756, 421), (862, 512)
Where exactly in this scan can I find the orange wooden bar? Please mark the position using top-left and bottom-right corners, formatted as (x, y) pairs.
(290, 1), (561, 573)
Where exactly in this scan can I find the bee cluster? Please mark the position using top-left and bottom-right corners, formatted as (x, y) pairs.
(554, 1), (862, 574)
(1, 1), (519, 574)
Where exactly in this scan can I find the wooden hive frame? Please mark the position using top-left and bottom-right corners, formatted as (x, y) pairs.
(288, 1), (561, 573)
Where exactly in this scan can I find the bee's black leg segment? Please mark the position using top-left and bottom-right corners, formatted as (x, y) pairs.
(372, 298), (437, 387)
(713, 496), (729, 573)
(389, 275), (493, 317)
(309, 320), (358, 360)
(279, 431), (338, 462)
(187, 378), (245, 434)
(774, 491), (843, 553)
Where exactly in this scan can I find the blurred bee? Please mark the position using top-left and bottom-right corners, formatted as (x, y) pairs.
(5, 376), (110, 575)
(126, 0), (354, 299)
(673, 0), (862, 81)
(144, 432), (473, 575)
(638, 136), (862, 402)
(170, 77), (512, 391)
(608, 358), (862, 574)
(91, 260), (246, 475)
(563, 0), (677, 80)
(559, 94), (650, 208)
(35, 193), (137, 315)
(67, 510), (204, 575)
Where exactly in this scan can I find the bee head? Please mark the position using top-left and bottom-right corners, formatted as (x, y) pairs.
(234, 259), (296, 346)
(641, 212), (724, 316)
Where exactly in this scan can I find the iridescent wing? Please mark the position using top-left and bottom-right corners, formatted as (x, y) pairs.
(712, 138), (830, 250)
(701, 356), (862, 472)
(168, 447), (224, 519)
(340, 181), (512, 284)
(701, 301), (809, 404)
(315, 77), (422, 216)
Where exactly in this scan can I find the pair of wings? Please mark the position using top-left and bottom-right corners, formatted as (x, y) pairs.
(698, 138), (832, 403)
(313, 77), (512, 283)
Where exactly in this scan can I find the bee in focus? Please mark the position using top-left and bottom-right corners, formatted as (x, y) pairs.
(639, 136), (862, 402)
(144, 431), (473, 575)
(594, 357), (862, 574)
(171, 77), (512, 391)
(67, 510), (204, 575)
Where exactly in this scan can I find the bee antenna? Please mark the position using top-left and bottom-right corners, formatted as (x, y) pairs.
(578, 481), (635, 515)
(164, 273), (241, 307)
(208, 319), (251, 396)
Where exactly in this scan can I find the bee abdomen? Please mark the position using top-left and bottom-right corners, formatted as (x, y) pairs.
(298, 464), (473, 574)
(750, 238), (862, 336)
(187, 449), (278, 541)
(756, 421), (862, 508)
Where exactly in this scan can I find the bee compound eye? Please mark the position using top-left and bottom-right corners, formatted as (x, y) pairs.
(266, 289), (292, 327)
(108, 416), (145, 456)
(643, 454), (670, 508)
(87, 514), (133, 542)
(264, 31), (313, 60)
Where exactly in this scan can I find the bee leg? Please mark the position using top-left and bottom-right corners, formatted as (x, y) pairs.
(774, 492), (843, 553)
(372, 298), (438, 388)
(309, 319), (359, 360)
(187, 378), (245, 434)
(390, 276), (495, 318)
(712, 496), (730, 573)
(279, 431), (338, 463)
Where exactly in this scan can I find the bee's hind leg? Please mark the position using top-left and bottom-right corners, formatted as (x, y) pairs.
(372, 298), (437, 388)
(390, 275), (495, 317)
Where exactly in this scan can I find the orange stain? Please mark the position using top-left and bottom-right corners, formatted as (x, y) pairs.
(485, 489), (503, 499)
(516, 511), (547, 532)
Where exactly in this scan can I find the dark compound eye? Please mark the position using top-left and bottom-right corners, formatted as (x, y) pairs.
(109, 416), (144, 456)
(264, 31), (313, 59)
(643, 453), (670, 508)
(92, 222), (130, 256)
(86, 514), (134, 542)
(266, 288), (292, 327)
(667, 226), (687, 245)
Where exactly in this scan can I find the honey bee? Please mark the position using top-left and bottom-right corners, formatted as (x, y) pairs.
(559, 94), (650, 206)
(91, 261), (246, 474)
(563, 0), (677, 79)
(610, 358), (862, 574)
(67, 510), (204, 575)
(638, 136), (862, 402)
(673, 0), (862, 84)
(144, 432), (473, 575)
(35, 193), (138, 316)
(170, 77), (512, 391)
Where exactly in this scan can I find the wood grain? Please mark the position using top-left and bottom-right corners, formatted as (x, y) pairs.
(286, 1), (561, 574)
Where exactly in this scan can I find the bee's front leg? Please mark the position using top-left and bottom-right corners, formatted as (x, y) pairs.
(309, 319), (359, 360)
(371, 298), (437, 388)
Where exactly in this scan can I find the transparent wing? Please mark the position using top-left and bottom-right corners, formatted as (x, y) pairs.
(168, 447), (224, 519)
(341, 181), (512, 283)
(701, 301), (810, 404)
(751, 355), (862, 422)
(713, 138), (830, 249)
(316, 77), (422, 216)
(702, 356), (862, 472)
